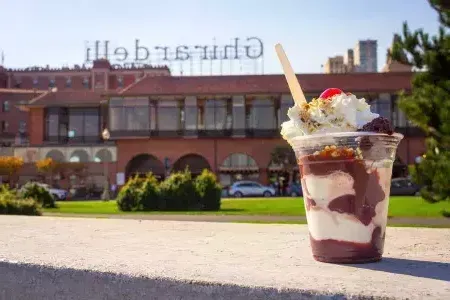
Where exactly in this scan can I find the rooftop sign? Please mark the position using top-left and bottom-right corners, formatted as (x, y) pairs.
(84, 37), (264, 75)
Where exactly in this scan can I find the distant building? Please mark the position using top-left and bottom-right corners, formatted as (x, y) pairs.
(0, 58), (419, 189)
(344, 49), (354, 72)
(354, 40), (378, 73)
(324, 56), (346, 74)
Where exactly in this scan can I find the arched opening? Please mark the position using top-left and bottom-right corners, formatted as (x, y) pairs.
(172, 154), (211, 176)
(219, 153), (259, 188)
(125, 154), (165, 180)
(94, 149), (113, 162)
(69, 150), (90, 163)
(45, 149), (65, 162)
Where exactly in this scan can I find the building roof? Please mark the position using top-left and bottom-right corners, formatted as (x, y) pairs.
(25, 90), (105, 108)
(118, 72), (413, 96)
(0, 88), (46, 94)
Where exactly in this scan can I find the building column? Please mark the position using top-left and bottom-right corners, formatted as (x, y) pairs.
(29, 108), (44, 145)
(258, 169), (269, 185)
(232, 95), (245, 137)
(184, 96), (198, 138)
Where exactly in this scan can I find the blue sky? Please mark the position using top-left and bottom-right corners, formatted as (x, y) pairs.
(0, 0), (441, 75)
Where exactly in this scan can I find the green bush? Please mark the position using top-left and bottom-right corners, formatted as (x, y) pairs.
(195, 169), (222, 211)
(116, 170), (221, 212)
(116, 176), (145, 211)
(139, 173), (160, 211)
(20, 182), (57, 208)
(0, 185), (41, 216)
(160, 170), (200, 210)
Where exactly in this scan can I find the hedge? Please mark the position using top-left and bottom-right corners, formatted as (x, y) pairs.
(0, 185), (41, 216)
(116, 169), (222, 212)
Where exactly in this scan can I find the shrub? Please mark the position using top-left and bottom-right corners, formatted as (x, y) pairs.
(0, 185), (41, 216)
(139, 173), (160, 211)
(160, 170), (200, 210)
(116, 175), (145, 211)
(195, 169), (222, 211)
(20, 182), (57, 208)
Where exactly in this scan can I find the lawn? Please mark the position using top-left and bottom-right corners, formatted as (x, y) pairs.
(44, 196), (450, 218)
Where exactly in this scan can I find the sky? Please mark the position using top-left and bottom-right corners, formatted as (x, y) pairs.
(0, 0), (441, 76)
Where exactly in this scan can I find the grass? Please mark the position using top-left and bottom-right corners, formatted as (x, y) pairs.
(43, 196), (450, 218)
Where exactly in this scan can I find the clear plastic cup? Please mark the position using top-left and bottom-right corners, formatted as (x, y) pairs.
(290, 132), (403, 264)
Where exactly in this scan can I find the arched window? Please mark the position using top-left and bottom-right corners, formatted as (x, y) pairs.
(219, 153), (259, 186)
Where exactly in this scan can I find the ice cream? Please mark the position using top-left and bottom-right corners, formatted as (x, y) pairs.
(281, 88), (382, 140)
(282, 88), (400, 263)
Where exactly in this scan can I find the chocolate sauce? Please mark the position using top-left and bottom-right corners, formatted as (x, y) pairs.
(310, 227), (384, 264)
(299, 154), (387, 263)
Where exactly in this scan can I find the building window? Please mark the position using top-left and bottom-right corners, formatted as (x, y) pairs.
(370, 95), (391, 122)
(117, 76), (124, 88)
(203, 99), (231, 131)
(2, 100), (9, 112)
(391, 95), (409, 128)
(83, 77), (90, 88)
(1, 121), (9, 132)
(33, 78), (38, 88)
(66, 77), (72, 88)
(49, 78), (56, 88)
(278, 96), (294, 127)
(109, 97), (151, 133)
(232, 97), (245, 134)
(247, 98), (276, 131)
(157, 100), (182, 133)
(45, 107), (100, 143)
(19, 120), (27, 133)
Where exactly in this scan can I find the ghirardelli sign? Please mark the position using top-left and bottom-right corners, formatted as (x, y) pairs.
(85, 37), (263, 64)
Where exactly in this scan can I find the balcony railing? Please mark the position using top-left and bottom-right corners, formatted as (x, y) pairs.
(107, 128), (281, 138)
(44, 135), (104, 144)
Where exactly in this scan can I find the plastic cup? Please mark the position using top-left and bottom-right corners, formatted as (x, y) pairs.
(290, 132), (403, 264)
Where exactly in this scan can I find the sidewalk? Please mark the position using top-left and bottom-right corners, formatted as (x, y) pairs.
(0, 216), (449, 299)
(44, 212), (450, 227)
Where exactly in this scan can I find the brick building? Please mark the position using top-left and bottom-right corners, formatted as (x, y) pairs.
(0, 59), (424, 191)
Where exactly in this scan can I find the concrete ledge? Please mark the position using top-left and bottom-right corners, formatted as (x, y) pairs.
(0, 216), (449, 300)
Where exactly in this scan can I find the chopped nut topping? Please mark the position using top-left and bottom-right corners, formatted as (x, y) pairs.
(314, 145), (357, 159)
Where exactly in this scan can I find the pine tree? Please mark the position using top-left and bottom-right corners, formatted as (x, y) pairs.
(390, 0), (450, 203)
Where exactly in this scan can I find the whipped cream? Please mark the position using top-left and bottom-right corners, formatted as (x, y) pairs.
(281, 93), (379, 140)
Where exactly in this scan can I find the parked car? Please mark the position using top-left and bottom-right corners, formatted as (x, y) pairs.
(286, 182), (303, 197)
(390, 178), (420, 196)
(228, 181), (276, 198)
(37, 183), (69, 200)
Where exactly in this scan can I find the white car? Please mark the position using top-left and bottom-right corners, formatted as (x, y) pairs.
(228, 181), (276, 198)
(24, 183), (68, 200)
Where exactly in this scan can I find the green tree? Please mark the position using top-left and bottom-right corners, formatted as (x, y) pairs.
(270, 145), (297, 184)
(390, 0), (450, 203)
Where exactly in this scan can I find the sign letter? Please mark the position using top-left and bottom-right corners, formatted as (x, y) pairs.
(245, 37), (263, 59)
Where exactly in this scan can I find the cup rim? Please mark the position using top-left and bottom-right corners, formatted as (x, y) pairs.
(289, 131), (404, 143)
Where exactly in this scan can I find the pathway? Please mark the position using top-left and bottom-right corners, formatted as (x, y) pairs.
(0, 216), (448, 299)
(44, 212), (450, 226)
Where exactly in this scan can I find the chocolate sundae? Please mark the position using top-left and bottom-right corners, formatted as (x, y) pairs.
(281, 88), (403, 264)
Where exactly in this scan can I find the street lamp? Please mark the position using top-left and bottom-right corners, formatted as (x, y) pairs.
(101, 128), (111, 201)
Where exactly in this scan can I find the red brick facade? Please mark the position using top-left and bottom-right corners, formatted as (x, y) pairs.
(0, 59), (425, 188)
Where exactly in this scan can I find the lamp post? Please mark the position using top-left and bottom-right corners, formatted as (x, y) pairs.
(101, 128), (111, 201)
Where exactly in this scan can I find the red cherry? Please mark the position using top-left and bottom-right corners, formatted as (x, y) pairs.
(319, 88), (344, 99)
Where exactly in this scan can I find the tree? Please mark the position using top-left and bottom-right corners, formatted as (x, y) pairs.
(35, 158), (57, 183)
(390, 0), (450, 203)
(270, 145), (297, 184)
(0, 156), (24, 186)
